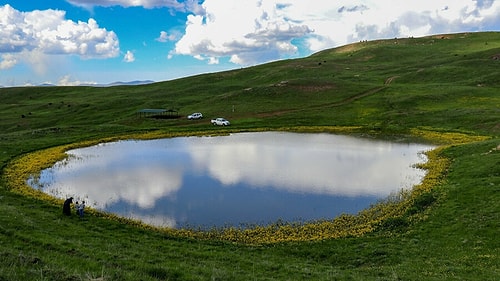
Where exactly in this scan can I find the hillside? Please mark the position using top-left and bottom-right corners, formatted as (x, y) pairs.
(0, 32), (499, 280)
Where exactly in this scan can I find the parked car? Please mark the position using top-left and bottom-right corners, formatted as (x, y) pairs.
(211, 117), (230, 126)
(187, 112), (203, 120)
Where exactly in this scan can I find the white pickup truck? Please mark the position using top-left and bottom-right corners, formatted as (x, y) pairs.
(211, 117), (230, 126)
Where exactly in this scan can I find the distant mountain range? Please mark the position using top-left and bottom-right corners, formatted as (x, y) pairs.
(0, 80), (156, 88)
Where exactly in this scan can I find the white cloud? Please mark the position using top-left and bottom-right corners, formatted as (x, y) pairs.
(57, 75), (97, 86)
(66, 0), (187, 10)
(171, 0), (500, 65)
(172, 0), (312, 65)
(0, 54), (17, 70)
(155, 31), (176, 42)
(123, 50), (135, 62)
(0, 4), (119, 71)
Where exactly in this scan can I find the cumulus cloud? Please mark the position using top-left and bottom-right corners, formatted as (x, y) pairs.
(123, 50), (135, 62)
(170, 0), (500, 66)
(172, 0), (312, 65)
(155, 31), (176, 42)
(66, 0), (188, 10)
(0, 54), (17, 70)
(304, 0), (500, 49)
(337, 5), (369, 13)
(57, 75), (97, 86)
(0, 4), (119, 70)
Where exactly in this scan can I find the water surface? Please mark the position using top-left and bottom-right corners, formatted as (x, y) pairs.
(30, 132), (434, 229)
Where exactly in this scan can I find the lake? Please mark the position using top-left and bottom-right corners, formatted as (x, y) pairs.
(29, 132), (434, 229)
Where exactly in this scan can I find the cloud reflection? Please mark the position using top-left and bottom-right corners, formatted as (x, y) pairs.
(40, 140), (184, 209)
(121, 212), (177, 229)
(187, 133), (432, 196)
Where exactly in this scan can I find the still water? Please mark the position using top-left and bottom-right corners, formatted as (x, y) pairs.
(30, 132), (434, 229)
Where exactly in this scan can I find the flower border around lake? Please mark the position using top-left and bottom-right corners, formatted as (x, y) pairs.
(2, 126), (489, 244)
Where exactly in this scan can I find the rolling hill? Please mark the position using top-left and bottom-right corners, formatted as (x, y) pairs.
(0, 32), (498, 280)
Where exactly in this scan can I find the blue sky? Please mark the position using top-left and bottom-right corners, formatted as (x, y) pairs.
(1, 0), (499, 86)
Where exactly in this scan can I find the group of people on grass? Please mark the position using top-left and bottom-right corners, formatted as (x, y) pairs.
(62, 197), (85, 218)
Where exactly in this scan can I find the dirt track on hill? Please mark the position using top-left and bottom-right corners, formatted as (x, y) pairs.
(257, 76), (398, 118)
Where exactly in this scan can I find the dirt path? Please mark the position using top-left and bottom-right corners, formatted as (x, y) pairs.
(257, 76), (398, 118)
(384, 76), (398, 85)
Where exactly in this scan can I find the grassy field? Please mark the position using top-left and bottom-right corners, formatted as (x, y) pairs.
(0, 32), (499, 280)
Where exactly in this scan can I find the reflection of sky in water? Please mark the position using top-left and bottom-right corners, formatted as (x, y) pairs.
(30, 132), (434, 229)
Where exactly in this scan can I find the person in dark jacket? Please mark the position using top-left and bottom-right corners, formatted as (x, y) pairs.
(63, 197), (73, 216)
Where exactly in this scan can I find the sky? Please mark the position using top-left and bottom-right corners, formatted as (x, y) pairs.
(1, 0), (499, 87)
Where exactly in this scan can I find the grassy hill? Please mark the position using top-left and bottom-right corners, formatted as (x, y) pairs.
(0, 32), (498, 280)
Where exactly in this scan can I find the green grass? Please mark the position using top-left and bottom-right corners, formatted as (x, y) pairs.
(0, 31), (499, 280)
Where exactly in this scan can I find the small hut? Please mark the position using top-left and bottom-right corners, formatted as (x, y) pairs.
(137, 108), (179, 119)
